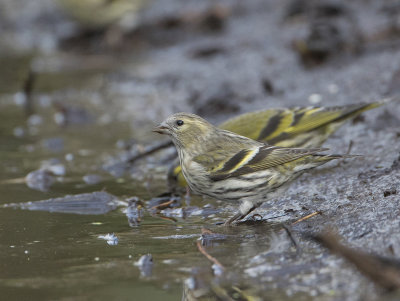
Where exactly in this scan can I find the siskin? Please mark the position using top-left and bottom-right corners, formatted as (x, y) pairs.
(169, 100), (387, 189)
(154, 113), (357, 225)
(58, 0), (146, 30)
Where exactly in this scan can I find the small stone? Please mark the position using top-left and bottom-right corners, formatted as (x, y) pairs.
(308, 93), (322, 104)
(26, 169), (55, 192)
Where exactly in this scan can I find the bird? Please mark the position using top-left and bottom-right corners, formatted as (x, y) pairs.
(154, 112), (357, 225)
(58, 0), (146, 30)
(167, 100), (387, 190)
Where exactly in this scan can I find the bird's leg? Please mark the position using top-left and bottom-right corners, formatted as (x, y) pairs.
(224, 201), (262, 226)
(224, 211), (243, 226)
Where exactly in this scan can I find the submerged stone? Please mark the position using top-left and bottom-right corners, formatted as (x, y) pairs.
(26, 169), (55, 192)
(83, 174), (103, 185)
(134, 254), (153, 278)
(5, 191), (119, 215)
(124, 197), (144, 227)
(98, 233), (119, 246)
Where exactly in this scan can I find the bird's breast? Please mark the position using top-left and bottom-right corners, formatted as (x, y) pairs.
(177, 150), (209, 192)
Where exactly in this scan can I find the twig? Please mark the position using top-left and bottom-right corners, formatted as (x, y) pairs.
(23, 69), (36, 116)
(346, 140), (354, 155)
(282, 224), (302, 256)
(307, 230), (400, 291)
(127, 140), (173, 164)
(196, 240), (225, 270)
(150, 199), (175, 210)
(156, 215), (177, 223)
(292, 211), (321, 225)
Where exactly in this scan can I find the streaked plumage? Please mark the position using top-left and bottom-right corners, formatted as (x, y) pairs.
(219, 101), (384, 147)
(154, 113), (355, 225)
(169, 100), (387, 189)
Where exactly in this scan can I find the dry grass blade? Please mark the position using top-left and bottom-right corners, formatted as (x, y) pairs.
(292, 211), (321, 225)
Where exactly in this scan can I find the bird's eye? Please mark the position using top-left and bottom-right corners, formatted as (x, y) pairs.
(176, 120), (184, 126)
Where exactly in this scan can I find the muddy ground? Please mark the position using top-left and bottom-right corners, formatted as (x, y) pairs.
(1, 0), (400, 300)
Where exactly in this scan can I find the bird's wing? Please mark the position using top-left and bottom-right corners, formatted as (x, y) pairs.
(269, 103), (380, 137)
(191, 138), (249, 173)
(205, 145), (328, 181)
(190, 130), (258, 171)
(219, 102), (383, 145)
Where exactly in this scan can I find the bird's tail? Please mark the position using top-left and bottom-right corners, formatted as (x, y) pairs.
(318, 154), (362, 159)
(311, 153), (362, 165)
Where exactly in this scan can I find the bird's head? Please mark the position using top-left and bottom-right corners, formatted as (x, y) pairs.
(153, 113), (214, 148)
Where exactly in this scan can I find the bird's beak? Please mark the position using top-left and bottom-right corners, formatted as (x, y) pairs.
(153, 122), (170, 135)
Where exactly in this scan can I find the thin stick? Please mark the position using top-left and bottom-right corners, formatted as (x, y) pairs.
(156, 215), (177, 223)
(196, 240), (225, 270)
(292, 211), (321, 225)
(346, 140), (354, 155)
(23, 69), (36, 116)
(127, 140), (173, 164)
(150, 199), (175, 210)
(282, 224), (302, 256)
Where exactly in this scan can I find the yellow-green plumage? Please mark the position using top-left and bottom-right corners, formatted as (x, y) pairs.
(169, 100), (386, 188)
(58, 0), (145, 29)
(154, 113), (355, 224)
(219, 102), (382, 147)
